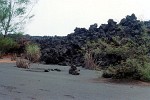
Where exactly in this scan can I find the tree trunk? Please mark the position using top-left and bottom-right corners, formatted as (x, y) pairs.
(3, 1), (12, 38)
(4, 29), (8, 38)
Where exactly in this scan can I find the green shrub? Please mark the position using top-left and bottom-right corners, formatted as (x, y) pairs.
(25, 44), (41, 62)
(102, 67), (114, 78)
(85, 33), (150, 81)
(0, 37), (17, 54)
(102, 59), (139, 79)
(0, 33), (3, 37)
(139, 63), (150, 81)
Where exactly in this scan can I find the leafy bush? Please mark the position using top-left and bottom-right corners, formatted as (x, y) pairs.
(139, 63), (150, 81)
(102, 67), (114, 78)
(107, 59), (150, 80)
(25, 44), (41, 62)
(85, 31), (150, 81)
(103, 59), (141, 79)
(0, 37), (18, 54)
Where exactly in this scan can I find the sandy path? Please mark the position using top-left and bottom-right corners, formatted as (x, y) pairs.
(0, 58), (15, 63)
(0, 63), (150, 100)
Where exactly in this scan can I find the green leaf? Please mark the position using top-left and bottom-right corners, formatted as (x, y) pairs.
(17, 0), (30, 4)
(15, 7), (26, 15)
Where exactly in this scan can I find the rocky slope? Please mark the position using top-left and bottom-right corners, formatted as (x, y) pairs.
(28, 14), (150, 67)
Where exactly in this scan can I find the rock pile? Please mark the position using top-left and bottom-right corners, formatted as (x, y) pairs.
(69, 65), (80, 75)
(26, 14), (150, 68)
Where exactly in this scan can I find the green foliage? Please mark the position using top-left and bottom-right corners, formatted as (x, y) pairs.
(0, 0), (35, 36)
(25, 43), (41, 62)
(139, 63), (150, 81)
(85, 30), (150, 81)
(106, 58), (142, 79)
(7, 32), (24, 40)
(0, 33), (3, 37)
(0, 37), (17, 53)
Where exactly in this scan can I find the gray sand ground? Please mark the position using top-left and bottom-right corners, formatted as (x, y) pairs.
(0, 63), (150, 100)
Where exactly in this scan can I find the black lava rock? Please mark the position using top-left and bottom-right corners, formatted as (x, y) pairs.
(22, 14), (150, 69)
(69, 65), (80, 75)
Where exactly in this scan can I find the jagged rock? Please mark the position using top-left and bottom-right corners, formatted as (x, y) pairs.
(89, 23), (98, 33)
(69, 65), (80, 75)
(44, 69), (50, 72)
(54, 68), (61, 72)
(15, 14), (150, 69)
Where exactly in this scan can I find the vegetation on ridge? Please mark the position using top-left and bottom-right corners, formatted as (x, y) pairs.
(1, 13), (150, 81)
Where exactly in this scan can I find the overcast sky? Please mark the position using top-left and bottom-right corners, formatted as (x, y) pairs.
(25, 0), (150, 36)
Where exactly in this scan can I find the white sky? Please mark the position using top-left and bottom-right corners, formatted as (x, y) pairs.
(25, 0), (150, 36)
